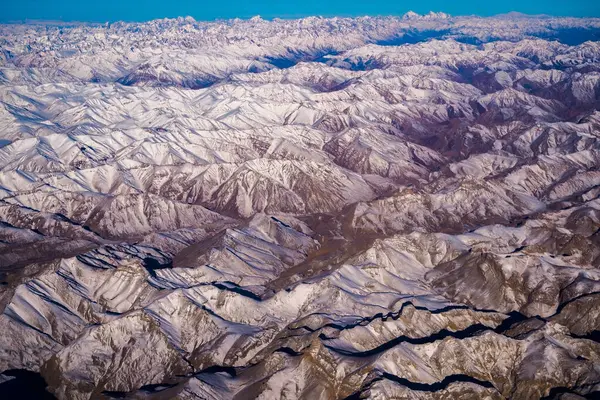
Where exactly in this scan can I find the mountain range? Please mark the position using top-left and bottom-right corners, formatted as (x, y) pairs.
(1, 11), (600, 400)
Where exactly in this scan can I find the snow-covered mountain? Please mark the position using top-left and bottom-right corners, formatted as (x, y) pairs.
(1, 12), (600, 400)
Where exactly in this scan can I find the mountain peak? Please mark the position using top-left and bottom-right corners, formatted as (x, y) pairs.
(402, 11), (421, 20)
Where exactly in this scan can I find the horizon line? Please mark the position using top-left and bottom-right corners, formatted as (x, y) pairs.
(2, 11), (599, 26)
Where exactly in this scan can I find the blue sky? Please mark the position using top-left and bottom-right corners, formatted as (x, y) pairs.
(3, 0), (600, 23)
